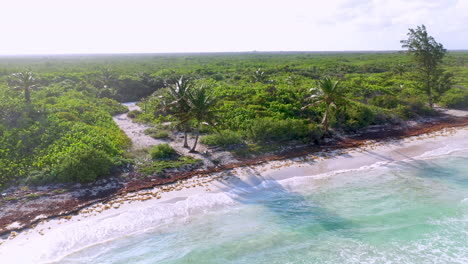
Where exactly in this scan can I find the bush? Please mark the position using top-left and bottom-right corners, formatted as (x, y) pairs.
(152, 131), (170, 139)
(127, 110), (142, 118)
(396, 97), (435, 119)
(201, 130), (244, 147)
(139, 156), (200, 176)
(52, 147), (113, 183)
(99, 98), (129, 115)
(368, 94), (399, 109)
(149, 144), (177, 160)
(245, 118), (318, 143)
(333, 104), (376, 131)
(438, 88), (468, 109)
(144, 128), (170, 139)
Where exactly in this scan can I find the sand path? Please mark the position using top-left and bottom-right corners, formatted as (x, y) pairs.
(113, 102), (237, 168)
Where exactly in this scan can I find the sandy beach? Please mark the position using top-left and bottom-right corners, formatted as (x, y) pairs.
(1, 125), (467, 263)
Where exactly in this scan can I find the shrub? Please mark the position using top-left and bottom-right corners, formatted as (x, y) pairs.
(149, 144), (177, 160)
(438, 88), (468, 109)
(52, 147), (113, 183)
(139, 156), (200, 176)
(333, 104), (376, 132)
(245, 118), (316, 143)
(144, 128), (170, 139)
(201, 130), (244, 147)
(368, 94), (399, 109)
(151, 131), (170, 139)
(396, 97), (435, 119)
(127, 110), (142, 118)
(99, 98), (129, 115)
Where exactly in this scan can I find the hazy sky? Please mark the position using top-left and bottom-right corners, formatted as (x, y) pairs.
(1, 0), (466, 54)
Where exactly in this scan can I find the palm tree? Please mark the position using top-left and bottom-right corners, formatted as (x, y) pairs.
(185, 85), (218, 153)
(165, 76), (193, 148)
(302, 77), (346, 133)
(9, 71), (39, 103)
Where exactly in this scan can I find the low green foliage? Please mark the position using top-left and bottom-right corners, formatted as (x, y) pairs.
(201, 130), (244, 147)
(127, 110), (142, 118)
(149, 144), (177, 160)
(0, 86), (130, 187)
(52, 147), (114, 183)
(99, 98), (129, 115)
(139, 156), (200, 176)
(144, 128), (170, 139)
(245, 118), (322, 143)
(396, 97), (435, 119)
(232, 143), (279, 158)
(25, 193), (41, 199)
(438, 88), (468, 109)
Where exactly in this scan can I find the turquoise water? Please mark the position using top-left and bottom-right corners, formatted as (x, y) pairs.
(59, 152), (468, 264)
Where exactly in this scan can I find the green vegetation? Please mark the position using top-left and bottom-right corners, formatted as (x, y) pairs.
(0, 76), (130, 188)
(185, 85), (219, 152)
(201, 130), (244, 148)
(0, 25), (466, 188)
(302, 77), (347, 132)
(149, 144), (177, 160)
(139, 156), (200, 177)
(25, 193), (41, 200)
(127, 110), (141, 118)
(401, 25), (448, 108)
(144, 128), (170, 139)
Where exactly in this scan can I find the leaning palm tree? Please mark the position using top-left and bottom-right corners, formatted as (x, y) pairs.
(185, 85), (218, 153)
(9, 71), (39, 103)
(302, 77), (346, 133)
(164, 76), (193, 148)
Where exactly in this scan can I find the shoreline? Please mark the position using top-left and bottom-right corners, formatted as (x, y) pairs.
(0, 118), (467, 261)
(0, 114), (468, 238)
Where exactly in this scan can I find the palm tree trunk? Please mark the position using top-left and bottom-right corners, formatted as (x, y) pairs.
(189, 122), (201, 153)
(24, 88), (31, 103)
(183, 130), (189, 148)
(183, 123), (189, 148)
(322, 104), (330, 133)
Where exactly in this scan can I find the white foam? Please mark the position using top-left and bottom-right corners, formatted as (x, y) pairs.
(0, 191), (238, 263)
(417, 143), (468, 159)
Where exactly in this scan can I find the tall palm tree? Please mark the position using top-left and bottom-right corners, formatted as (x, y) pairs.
(9, 71), (39, 103)
(302, 77), (346, 133)
(186, 85), (218, 153)
(165, 76), (192, 148)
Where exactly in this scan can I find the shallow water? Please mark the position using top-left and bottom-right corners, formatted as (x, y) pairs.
(56, 151), (468, 264)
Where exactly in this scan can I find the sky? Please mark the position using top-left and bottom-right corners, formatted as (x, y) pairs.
(0, 0), (467, 54)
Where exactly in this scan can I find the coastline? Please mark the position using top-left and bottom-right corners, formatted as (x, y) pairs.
(0, 119), (468, 261)
(0, 114), (467, 238)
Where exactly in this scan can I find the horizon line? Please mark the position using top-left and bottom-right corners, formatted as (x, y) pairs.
(0, 49), (466, 57)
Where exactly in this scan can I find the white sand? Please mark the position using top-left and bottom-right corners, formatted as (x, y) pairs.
(1, 126), (467, 263)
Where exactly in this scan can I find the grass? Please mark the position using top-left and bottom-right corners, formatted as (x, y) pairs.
(149, 144), (177, 159)
(233, 143), (279, 158)
(201, 130), (244, 148)
(144, 128), (170, 139)
(4, 197), (19, 201)
(139, 156), (201, 176)
(26, 193), (41, 200)
(53, 189), (68, 194)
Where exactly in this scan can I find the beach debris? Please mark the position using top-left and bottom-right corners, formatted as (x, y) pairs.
(8, 231), (18, 239)
(6, 221), (23, 230)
